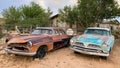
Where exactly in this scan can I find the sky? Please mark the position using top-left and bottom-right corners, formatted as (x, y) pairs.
(0, 0), (120, 22)
(0, 0), (77, 17)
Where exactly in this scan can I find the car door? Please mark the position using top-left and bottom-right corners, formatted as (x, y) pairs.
(59, 29), (68, 40)
(52, 29), (61, 42)
(60, 29), (69, 45)
(52, 29), (62, 49)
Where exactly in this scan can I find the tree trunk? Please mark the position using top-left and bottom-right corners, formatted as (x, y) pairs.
(69, 24), (72, 28)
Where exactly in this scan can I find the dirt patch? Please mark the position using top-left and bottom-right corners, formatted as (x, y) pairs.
(0, 39), (120, 68)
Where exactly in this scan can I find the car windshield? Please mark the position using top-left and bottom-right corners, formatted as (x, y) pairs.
(32, 29), (53, 35)
(84, 29), (110, 36)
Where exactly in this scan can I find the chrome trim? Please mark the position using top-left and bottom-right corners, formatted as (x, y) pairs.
(70, 45), (109, 57)
(4, 48), (36, 56)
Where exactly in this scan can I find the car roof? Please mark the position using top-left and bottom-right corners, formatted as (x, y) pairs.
(36, 27), (63, 30)
(87, 27), (110, 31)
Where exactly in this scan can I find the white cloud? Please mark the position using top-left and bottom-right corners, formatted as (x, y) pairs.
(45, 0), (77, 8)
(33, 0), (47, 9)
(32, 0), (77, 14)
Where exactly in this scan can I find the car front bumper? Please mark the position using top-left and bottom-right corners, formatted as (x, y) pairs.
(70, 45), (109, 57)
(4, 48), (36, 56)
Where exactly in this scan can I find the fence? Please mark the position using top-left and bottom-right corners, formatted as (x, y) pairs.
(2, 25), (39, 34)
(0, 37), (6, 44)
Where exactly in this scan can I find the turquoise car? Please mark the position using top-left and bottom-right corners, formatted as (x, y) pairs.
(70, 27), (114, 57)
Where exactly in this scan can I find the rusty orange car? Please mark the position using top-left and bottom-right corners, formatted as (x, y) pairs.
(4, 27), (70, 59)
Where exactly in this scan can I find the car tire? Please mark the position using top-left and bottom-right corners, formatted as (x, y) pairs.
(35, 46), (47, 59)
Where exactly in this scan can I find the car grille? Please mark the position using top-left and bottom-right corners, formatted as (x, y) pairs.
(8, 43), (29, 52)
(75, 42), (84, 46)
(88, 44), (101, 49)
(75, 42), (100, 49)
(75, 46), (100, 52)
(73, 45), (102, 53)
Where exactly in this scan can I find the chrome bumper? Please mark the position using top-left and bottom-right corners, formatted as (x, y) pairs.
(4, 48), (36, 56)
(70, 45), (109, 57)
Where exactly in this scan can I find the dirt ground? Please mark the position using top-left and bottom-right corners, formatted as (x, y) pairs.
(0, 39), (120, 68)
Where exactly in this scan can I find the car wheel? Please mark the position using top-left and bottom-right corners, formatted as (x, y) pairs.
(35, 46), (47, 59)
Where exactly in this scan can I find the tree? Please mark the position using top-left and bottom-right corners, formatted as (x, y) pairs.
(59, 0), (120, 29)
(2, 6), (22, 30)
(2, 2), (51, 30)
(46, 7), (53, 26)
(59, 6), (73, 28)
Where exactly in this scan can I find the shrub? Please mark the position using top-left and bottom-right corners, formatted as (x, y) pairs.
(0, 33), (4, 39)
(112, 31), (120, 39)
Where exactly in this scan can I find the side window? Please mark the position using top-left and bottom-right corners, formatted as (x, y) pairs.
(62, 30), (66, 34)
(60, 30), (66, 35)
(49, 30), (53, 35)
(54, 30), (59, 35)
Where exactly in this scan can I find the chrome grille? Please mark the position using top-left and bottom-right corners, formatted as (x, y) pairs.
(74, 46), (100, 53)
(75, 42), (84, 46)
(88, 44), (100, 49)
(8, 43), (29, 52)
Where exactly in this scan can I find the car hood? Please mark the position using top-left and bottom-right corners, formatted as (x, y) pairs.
(78, 34), (109, 46)
(7, 34), (49, 44)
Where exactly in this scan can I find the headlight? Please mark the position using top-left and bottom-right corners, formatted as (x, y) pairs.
(102, 44), (108, 48)
(27, 41), (33, 47)
(70, 39), (75, 45)
(70, 36), (78, 45)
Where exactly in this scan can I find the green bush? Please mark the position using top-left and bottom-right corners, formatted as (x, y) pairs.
(0, 33), (4, 39)
(112, 31), (120, 39)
